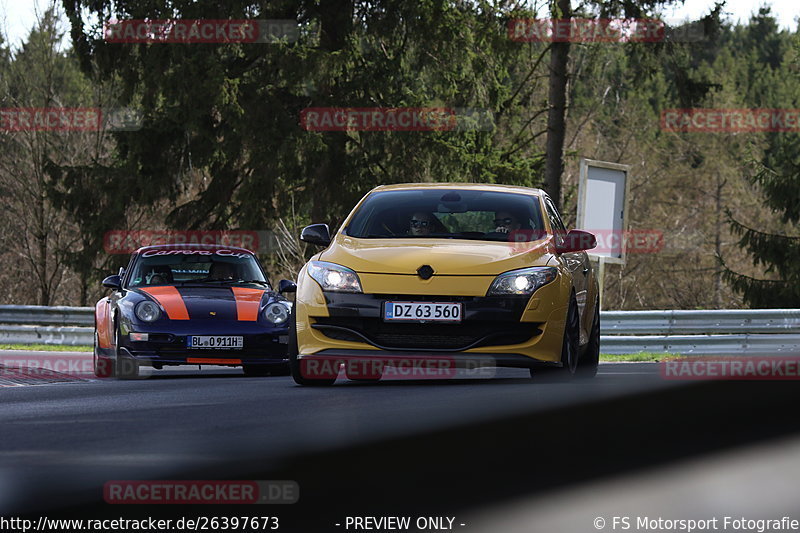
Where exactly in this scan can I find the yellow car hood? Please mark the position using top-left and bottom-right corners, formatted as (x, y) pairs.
(320, 234), (553, 275)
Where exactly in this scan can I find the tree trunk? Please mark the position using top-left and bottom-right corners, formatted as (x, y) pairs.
(713, 172), (726, 308)
(37, 169), (50, 306)
(80, 270), (88, 307)
(543, 0), (571, 209)
(310, 0), (354, 225)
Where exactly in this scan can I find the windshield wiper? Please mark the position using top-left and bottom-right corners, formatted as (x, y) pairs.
(236, 279), (271, 286)
(363, 233), (455, 238)
(208, 278), (271, 287)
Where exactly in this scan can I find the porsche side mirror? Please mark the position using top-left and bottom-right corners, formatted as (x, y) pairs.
(278, 279), (297, 294)
(556, 230), (597, 254)
(102, 275), (122, 290)
(300, 224), (331, 247)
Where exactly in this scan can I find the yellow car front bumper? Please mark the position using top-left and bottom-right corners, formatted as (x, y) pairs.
(294, 267), (572, 367)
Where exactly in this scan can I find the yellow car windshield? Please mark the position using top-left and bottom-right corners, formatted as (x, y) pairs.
(345, 189), (546, 241)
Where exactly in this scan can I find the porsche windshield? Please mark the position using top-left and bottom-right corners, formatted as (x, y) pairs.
(127, 249), (268, 287)
(344, 189), (546, 241)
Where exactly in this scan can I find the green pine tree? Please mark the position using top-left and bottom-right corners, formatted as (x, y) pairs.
(724, 137), (800, 307)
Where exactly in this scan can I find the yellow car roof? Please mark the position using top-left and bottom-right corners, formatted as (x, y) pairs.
(370, 182), (545, 196)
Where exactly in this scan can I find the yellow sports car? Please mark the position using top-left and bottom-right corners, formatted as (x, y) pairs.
(289, 183), (599, 385)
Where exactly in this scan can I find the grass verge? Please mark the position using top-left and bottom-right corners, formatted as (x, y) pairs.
(601, 352), (682, 362)
(0, 344), (92, 352)
(0, 344), (679, 361)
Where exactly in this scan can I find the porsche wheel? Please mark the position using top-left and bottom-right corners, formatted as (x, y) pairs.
(243, 364), (289, 377)
(114, 322), (140, 380)
(243, 365), (268, 377)
(269, 364), (291, 377)
(116, 355), (140, 380)
(92, 330), (116, 378)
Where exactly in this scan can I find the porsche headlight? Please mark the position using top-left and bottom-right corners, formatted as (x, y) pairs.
(135, 300), (162, 322)
(487, 267), (558, 296)
(263, 302), (291, 325)
(307, 261), (363, 293)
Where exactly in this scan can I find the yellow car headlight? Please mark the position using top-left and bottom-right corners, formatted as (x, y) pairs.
(307, 261), (363, 293)
(487, 267), (558, 296)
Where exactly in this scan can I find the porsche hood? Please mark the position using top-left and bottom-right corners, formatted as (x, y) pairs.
(136, 286), (267, 321)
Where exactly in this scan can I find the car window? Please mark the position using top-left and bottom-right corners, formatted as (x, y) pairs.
(543, 197), (567, 245)
(345, 189), (546, 242)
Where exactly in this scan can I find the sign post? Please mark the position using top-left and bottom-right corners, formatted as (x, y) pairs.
(577, 158), (631, 309)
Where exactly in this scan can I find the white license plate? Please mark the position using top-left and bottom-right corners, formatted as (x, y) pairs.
(384, 302), (462, 322)
(187, 336), (244, 349)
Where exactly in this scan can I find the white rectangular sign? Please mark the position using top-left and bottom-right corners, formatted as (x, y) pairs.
(577, 159), (630, 264)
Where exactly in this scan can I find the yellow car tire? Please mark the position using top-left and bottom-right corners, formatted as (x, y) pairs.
(576, 297), (600, 379)
(530, 295), (579, 379)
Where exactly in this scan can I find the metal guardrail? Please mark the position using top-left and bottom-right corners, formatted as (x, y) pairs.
(599, 309), (800, 355)
(0, 324), (94, 346)
(0, 305), (95, 346)
(0, 305), (797, 355)
(600, 334), (800, 356)
(0, 305), (93, 326)
(600, 309), (800, 335)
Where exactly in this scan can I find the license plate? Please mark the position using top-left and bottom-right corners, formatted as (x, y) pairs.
(384, 302), (462, 322)
(187, 336), (244, 349)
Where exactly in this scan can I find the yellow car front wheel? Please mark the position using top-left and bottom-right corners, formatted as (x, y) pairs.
(561, 295), (580, 375)
(576, 297), (600, 379)
(530, 295), (579, 379)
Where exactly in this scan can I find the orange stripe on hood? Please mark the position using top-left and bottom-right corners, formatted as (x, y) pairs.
(231, 287), (264, 321)
(140, 286), (190, 320)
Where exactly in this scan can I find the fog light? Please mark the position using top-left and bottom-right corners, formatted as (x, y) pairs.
(130, 332), (149, 342)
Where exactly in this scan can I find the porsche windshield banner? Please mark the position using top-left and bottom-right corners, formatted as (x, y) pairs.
(103, 230), (278, 254)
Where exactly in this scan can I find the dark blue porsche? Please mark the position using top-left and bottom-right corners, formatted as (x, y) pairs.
(93, 244), (297, 379)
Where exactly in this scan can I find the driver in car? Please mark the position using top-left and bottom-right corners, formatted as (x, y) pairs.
(208, 261), (240, 280)
(493, 211), (522, 234)
(408, 212), (436, 236)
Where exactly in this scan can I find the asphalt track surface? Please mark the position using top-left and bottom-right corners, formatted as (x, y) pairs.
(2, 352), (800, 532)
(1, 359), (662, 507)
